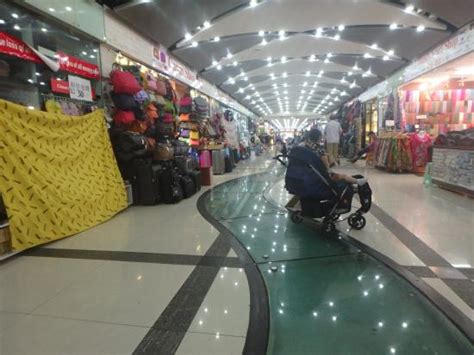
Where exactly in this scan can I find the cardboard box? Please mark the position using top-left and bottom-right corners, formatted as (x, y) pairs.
(0, 226), (10, 243)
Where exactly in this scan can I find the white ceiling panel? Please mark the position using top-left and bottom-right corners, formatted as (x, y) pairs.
(183, 0), (445, 45)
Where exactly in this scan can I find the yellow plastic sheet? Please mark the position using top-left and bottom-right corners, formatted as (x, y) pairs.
(0, 99), (127, 251)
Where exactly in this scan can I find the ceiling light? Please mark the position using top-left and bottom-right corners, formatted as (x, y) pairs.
(353, 63), (361, 71)
(315, 27), (322, 37)
(313, 82), (318, 87)
(217, 64), (222, 70)
(227, 52), (233, 59)
(185, 33), (192, 40)
(305, 71), (310, 77)
(212, 59), (218, 66)
(390, 23), (398, 30)
(238, 88), (244, 93)
(191, 41), (198, 47)
(41, 27), (47, 32)
(303, 82), (308, 86)
(258, 30), (265, 36)
(279, 30), (285, 39)
(282, 72), (287, 78)
(244, 76), (249, 81)
(233, 61), (238, 66)
(48, 7), (55, 12)
(261, 38), (267, 46)
(416, 25), (425, 32)
(383, 55), (389, 61)
(338, 24), (345, 31)
(283, 83), (288, 87)
(405, 4), (415, 13)
(364, 53), (372, 58)
(281, 56), (287, 63)
(0, 19), (4, 24)
(324, 58), (330, 63)
(309, 54), (316, 62)
(370, 43), (378, 49)
(65, 6), (72, 11)
(203, 21), (211, 29)
(12, 13), (19, 18)
(213, 36), (220, 42)
(13, 24), (20, 30)
(388, 49), (394, 56)
(334, 34), (340, 40)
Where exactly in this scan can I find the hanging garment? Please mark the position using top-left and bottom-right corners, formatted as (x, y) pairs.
(0, 99), (127, 251)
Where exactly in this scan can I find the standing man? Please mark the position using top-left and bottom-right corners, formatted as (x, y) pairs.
(324, 116), (342, 166)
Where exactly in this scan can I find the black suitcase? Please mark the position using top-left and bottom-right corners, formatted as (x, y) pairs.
(224, 157), (233, 173)
(133, 159), (160, 205)
(175, 156), (195, 175)
(189, 170), (201, 192)
(160, 165), (184, 204)
(180, 175), (196, 198)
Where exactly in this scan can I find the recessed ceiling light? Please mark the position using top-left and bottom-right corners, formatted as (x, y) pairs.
(334, 34), (340, 40)
(370, 43), (378, 49)
(213, 36), (220, 42)
(233, 61), (238, 66)
(390, 23), (398, 30)
(48, 7), (55, 12)
(41, 27), (47, 32)
(12, 13), (19, 18)
(261, 38), (267, 46)
(416, 25), (425, 32)
(65, 6), (72, 11)
(258, 30), (264, 36)
(13, 24), (20, 30)
(203, 21), (211, 29)
(281, 56), (287, 63)
(217, 64), (222, 70)
(227, 52), (233, 59)
(388, 49), (394, 56)
(405, 4), (415, 13)
(212, 59), (218, 66)
(191, 41), (198, 47)
(185, 33), (192, 40)
(338, 24), (345, 31)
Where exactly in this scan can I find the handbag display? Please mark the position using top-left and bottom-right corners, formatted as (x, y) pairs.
(157, 121), (175, 136)
(146, 103), (159, 120)
(134, 90), (149, 103)
(111, 93), (137, 110)
(175, 156), (195, 174)
(190, 130), (200, 140)
(113, 110), (135, 125)
(155, 95), (166, 106)
(155, 79), (168, 96)
(162, 112), (175, 123)
(164, 100), (176, 114)
(172, 140), (190, 156)
(179, 113), (190, 122)
(144, 73), (158, 92)
(154, 143), (174, 161)
(194, 96), (209, 115)
(110, 70), (141, 94)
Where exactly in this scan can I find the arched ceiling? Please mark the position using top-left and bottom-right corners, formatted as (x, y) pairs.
(101, 0), (473, 122)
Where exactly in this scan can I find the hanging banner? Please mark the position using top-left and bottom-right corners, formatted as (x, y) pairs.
(68, 75), (93, 101)
(0, 32), (42, 63)
(57, 52), (100, 80)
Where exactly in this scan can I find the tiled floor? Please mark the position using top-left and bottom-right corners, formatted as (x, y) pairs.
(0, 152), (472, 354)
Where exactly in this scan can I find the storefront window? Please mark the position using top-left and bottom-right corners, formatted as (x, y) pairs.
(0, 0), (102, 112)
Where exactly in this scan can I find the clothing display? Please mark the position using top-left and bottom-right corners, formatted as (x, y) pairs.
(373, 132), (413, 173)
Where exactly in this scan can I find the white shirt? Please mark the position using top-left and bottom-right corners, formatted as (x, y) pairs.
(325, 120), (342, 143)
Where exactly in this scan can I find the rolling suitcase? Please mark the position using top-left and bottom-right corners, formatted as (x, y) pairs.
(180, 175), (196, 198)
(133, 159), (160, 205)
(160, 164), (184, 204)
(175, 156), (194, 175)
(212, 149), (225, 175)
(224, 157), (233, 173)
(189, 170), (202, 192)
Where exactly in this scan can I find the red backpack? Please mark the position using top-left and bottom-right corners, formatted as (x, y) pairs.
(110, 70), (141, 94)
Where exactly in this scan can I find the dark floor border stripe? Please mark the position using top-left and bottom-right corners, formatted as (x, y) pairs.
(370, 203), (453, 267)
(133, 234), (232, 354)
(197, 174), (273, 355)
(25, 248), (242, 268)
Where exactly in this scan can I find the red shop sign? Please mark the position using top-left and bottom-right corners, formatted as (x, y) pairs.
(50, 78), (70, 94)
(57, 51), (100, 80)
(0, 32), (42, 63)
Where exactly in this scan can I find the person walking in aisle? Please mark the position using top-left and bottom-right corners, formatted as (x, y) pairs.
(324, 116), (342, 166)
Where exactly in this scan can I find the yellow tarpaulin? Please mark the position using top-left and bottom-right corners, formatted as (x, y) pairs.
(0, 99), (127, 251)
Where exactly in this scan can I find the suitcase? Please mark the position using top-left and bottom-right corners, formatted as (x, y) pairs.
(180, 175), (196, 198)
(225, 157), (233, 173)
(133, 159), (161, 205)
(200, 167), (212, 186)
(212, 149), (225, 175)
(189, 170), (202, 192)
(160, 164), (184, 204)
(175, 156), (194, 174)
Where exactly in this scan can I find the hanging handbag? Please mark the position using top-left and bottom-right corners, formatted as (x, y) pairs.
(180, 129), (190, 138)
(199, 150), (211, 168)
(194, 96), (208, 114)
(155, 95), (166, 106)
(154, 143), (174, 161)
(110, 70), (141, 94)
(114, 110), (135, 125)
(129, 120), (148, 134)
(144, 73), (158, 92)
(162, 112), (174, 123)
(190, 130), (200, 140)
(157, 121), (175, 136)
(134, 90), (149, 103)
(179, 113), (190, 122)
(164, 100), (176, 114)
(155, 79), (168, 96)
(146, 103), (159, 120)
(111, 93), (137, 110)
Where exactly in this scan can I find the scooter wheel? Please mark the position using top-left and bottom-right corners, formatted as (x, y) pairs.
(348, 214), (366, 230)
(291, 211), (303, 224)
(322, 220), (336, 233)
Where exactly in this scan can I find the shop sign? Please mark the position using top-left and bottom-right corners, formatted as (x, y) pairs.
(403, 25), (474, 82)
(68, 75), (93, 102)
(50, 78), (70, 95)
(152, 45), (170, 72)
(57, 52), (100, 80)
(169, 58), (197, 86)
(0, 32), (42, 63)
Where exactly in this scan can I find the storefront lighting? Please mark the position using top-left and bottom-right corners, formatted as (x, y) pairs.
(456, 66), (474, 76)
(11, 13), (19, 18)
(65, 6), (72, 11)
(35, 72), (41, 76)
(81, 51), (87, 55)
(13, 24), (20, 30)
(191, 41), (198, 47)
(89, 55), (95, 59)
(416, 25), (425, 32)
(389, 23), (398, 30)
(48, 7), (55, 12)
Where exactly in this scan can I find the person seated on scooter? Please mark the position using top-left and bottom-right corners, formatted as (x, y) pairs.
(305, 128), (368, 186)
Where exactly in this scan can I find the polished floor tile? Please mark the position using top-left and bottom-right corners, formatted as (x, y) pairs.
(32, 261), (193, 327)
(0, 311), (25, 334)
(0, 314), (148, 355)
(188, 267), (250, 337)
(0, 257), (104, 313)
(260, 255), (473, 355)
(176, 331), (245, 355)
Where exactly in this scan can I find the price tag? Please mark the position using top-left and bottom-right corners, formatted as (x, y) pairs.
(68, 75), (93, 102)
